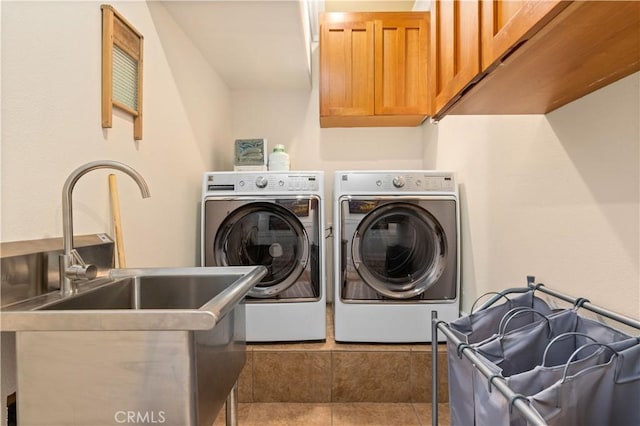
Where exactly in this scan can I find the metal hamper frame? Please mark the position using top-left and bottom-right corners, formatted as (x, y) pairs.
(430, 276), (640, 426)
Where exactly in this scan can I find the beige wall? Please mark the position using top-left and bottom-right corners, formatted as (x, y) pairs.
(324, 0), (416, 12)
(423, 73), (640, 317)
(1, 0), (638, 419)
(0, 1), (231, 419)
(1, 1), (231, 266)
(230, 44), (639, 320)
(229, 46), (425, 207)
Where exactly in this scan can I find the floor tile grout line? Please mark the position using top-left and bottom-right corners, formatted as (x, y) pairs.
(330, 349), (334, 407)
(411, 402), (421, 426)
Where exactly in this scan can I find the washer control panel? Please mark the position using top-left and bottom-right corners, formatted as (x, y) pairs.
(392, 176), (406, 188)
(205, 172), (321, 193)
(339, 171), (456, 193)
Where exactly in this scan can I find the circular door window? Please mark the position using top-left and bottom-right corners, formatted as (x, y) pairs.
(214, 202), (309, 298)
(352, 202), (447, 299)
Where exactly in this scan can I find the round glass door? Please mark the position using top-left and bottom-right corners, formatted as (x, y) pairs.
(214, 202), (309, 298)
(351, 202), (447, 299)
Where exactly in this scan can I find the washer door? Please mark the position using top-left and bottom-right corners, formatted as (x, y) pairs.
(214, 202), (309, 298)
(351, 202), (447, 299)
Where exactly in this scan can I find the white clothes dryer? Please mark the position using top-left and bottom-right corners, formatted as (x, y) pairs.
(202, 171), (326, 342)
(333, 170), (460, 342)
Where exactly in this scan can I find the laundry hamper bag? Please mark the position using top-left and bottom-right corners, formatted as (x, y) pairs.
(471, 309), (633, 425)
(447, 291), (554, 426)
(474, 308), (631, 375)
(476, 335), (639, 425)
(530, 339), (640, 425)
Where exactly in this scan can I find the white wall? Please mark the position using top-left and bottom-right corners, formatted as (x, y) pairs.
(1, 1), (638, 417)
(423, 72), (640, 318)
(1, 1), (231, 420)
(230, 45), (425, 209)
(1, 1), (231, 264)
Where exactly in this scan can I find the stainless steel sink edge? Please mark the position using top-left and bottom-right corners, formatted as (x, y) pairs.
(0, 277), (115, 310)
(108, 265), (264, 278)
(1, 265), (267, 332)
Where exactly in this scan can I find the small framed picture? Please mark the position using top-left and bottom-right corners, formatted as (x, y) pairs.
(234, 139), (267, 167)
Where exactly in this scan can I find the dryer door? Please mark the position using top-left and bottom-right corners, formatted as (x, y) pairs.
(351, 202), (447, 299)
(214, 202), (310, 298)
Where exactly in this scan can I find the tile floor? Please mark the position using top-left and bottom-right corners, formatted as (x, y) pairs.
(214, 402), (451, 425)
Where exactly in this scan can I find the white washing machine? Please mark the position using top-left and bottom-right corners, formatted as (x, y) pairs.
(201, 171), (326, 342)
(333, 170), (460, 343)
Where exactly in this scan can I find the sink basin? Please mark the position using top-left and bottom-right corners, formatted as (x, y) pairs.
(1, 266), (267, 426)
(40, 273), (240, 310)
(2, 266), (267, 331)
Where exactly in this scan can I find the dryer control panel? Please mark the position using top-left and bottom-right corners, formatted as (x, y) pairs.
(204, 172), (321, 193)
(337, 171), (456, 193)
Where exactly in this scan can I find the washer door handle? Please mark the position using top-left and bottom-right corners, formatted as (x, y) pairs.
(351, 231), (361, 269)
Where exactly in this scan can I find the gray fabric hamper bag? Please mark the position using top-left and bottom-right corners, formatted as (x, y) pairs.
(529, 339), (640, 426)
(474, 309), (631, 376)
(476, 336), (639, 425)
(471, 310), (633, 425)
(447, 291), (554, 426)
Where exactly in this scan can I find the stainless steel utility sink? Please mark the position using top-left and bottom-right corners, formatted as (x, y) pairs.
(40, 273), (239, 310)
(1, 266), (267, 426)
(2, 266), (266, 331)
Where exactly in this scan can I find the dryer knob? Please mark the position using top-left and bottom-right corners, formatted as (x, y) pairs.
(255, 176), (268, 188)
(393, 176), (406, 188)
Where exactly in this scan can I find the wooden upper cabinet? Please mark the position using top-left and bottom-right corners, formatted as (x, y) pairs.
(319, 17), (375, 119)
(428, 0), (567, 115)
(320, 12), (429, 128)
(428, 0), (481, 116)
(442, 0), (640, 117)
(430, 0), (640, 119)
(375, 16), (429, 115)
(480, 0), (569, 71)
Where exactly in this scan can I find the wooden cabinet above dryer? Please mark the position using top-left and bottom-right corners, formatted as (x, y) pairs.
(429, 0), (640, 120)
(320, 12), (430, 128)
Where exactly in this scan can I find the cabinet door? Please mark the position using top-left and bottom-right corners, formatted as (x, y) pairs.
(319, 18), (374, 119)
(374, 14), (429, 115)
(429, 0), (481, 116)
(480, 0), (569, 71)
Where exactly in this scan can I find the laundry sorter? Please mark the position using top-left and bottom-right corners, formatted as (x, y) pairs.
(431, 276), (640, 426)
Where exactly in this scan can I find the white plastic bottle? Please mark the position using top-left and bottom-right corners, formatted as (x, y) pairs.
(268, 144), (290, 171)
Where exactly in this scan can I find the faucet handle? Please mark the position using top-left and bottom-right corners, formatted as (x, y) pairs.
(65, 249), (98, 280)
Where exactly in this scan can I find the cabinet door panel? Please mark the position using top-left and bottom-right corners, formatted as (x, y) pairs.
(481, 0), (569, 71)
(429, 0), (480, 115)
(375, 16), (429, 115)
(320, 20), (374, 117)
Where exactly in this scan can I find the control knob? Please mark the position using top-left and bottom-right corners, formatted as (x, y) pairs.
(392, 176), (406, 188)
(255, 176), (268, 188)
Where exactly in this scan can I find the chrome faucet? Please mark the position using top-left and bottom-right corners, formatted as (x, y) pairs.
(59, 160), (151, 296)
